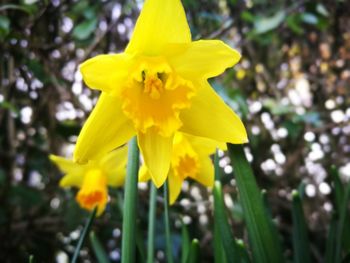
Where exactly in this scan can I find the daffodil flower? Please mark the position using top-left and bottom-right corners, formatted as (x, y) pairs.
(75, 0), (247, 188)
(50, 146), (127, 215)
(140, 133), (224, 204)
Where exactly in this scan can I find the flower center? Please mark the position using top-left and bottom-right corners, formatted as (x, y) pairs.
(143, 72), (165, 99)
(121, 57), (195, 137)
(172, 133), (200, 179)
(76, 169), (108, 214)
(176, 154), (199, 179)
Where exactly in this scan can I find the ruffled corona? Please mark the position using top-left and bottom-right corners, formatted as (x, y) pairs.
(50, 146), (128, 215)
(172, 134), (200, 180)
(76, 169), (108, 215)
(121, 57), (195, 137)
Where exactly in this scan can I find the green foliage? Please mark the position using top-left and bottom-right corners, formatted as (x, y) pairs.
(72, 18), (98, 41)
(0, 15), (10, 39)
(253, 11), (286, 34)
(292, 190), (311, 263)
(228, 144), (284, 263)
(181, 223), (191, 263)
(90, 232), (110, 263)
(213, 181), (240, 263)
(186, 239), (200, 263)
(1, 0), (349, 262)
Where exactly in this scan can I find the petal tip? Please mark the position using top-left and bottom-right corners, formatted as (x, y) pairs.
(59, 177), (69, 188)
(152, 175), (166, 188)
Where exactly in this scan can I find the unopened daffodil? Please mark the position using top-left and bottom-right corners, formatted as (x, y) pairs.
(140, 133), (224, 204)
(50, 146), (127, 215)
(74, 0), (247, 188)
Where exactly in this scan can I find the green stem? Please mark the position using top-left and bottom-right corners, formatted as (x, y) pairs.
(164, 180), (174, 263)
(121, 137), (140, 263)
(147, 183), (157, 263)
(213, 152), (223, 263)
(71, 207), (97, 263)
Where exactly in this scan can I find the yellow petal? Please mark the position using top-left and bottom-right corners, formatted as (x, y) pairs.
(50, 155), (85, 187)
(74, 93), (136, 164)
(100, 146), (128, 187)
(168, 171), (183, 205)
(80, 53), (131, 94)
(138, 165), (152, 182)
(180, 81), (248, 144)
(125, 0), (191, 56)
(59, 173), (84, 188)
(182, 133), (226, 156)
(166, 40), (241, 80)
(138, 130), (173, 188)
(191, 156), (214, 187)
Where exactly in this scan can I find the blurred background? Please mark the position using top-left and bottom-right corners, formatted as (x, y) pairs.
(0, 0), (349, 262)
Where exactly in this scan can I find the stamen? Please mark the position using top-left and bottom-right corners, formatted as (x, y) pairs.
(143, 74), (164, 99)
(176, 154), (199, 179)
(121, 56), (194, 136)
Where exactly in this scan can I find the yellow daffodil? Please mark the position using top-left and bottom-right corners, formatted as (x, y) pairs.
(75, 0), (247, 188)
(140, 133), (224, 204)
(50, 146), (127, 215)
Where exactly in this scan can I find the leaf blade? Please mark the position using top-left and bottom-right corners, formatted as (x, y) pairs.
(227, 144), (284, 263)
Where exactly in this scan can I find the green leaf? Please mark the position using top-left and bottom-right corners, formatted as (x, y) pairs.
(147, 183), (157, 263)
(325, 214), (337, 263)
(330, 166), (344, 212)
(263, 98), (294, 115)
(9, 185), (43, 208)
(316, 4), (329, 17)
(292, 190), (311, 263)
(213, 181), (240, 263)
(71, 207), (97, 263)
(241, 11), (255, 23)
(335, 184), (350, 262)
(286, 14), (304, 35)
(90, 232), (110, 263)
(186, 239), (200, 263)
(72, 18), (98, 40)
(227, 144), (285, 263)
(27, 59), (50, 84)
(282, 120), (302, 141)
(330, 166), (350, 252)
(24, 0), (39, 4)
(301, 13), (318, 25)
(121, 137), (140, 263)
(0, 4), (32, 14)
(254, 11), (286, 34)
(181, 223), (191, 263)
(0, 15), (10, 39)
(237, 240), (251, 263)
(0, 100), (19, 115)
(293, 111), (322, 126)
(215, 146), (234, 263)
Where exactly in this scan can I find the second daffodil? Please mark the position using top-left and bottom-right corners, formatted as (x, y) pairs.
(50, 146), (127, 215)
(140, 133), (224, 204)
(74, 0), (248, 188)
